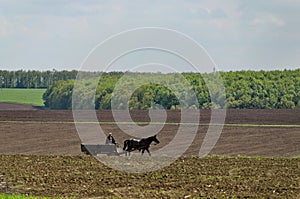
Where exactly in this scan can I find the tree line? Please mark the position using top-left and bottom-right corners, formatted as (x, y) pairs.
(0, 70), (78, 88)
(42, 69), (300, 109)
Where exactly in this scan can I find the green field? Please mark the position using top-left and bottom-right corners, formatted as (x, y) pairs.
(0, 88), (46, 107)
(0, 194), (49, 199)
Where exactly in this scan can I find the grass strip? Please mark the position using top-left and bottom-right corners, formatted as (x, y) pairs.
(0, 194), (50, 199)
(0, 120), (299, 127)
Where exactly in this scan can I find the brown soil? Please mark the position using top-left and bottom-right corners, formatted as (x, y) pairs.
(0, 108), (299, 156)
(0, 102), (43, 110)
(0, 155), (299, 198)
(0, 104), (299, 198)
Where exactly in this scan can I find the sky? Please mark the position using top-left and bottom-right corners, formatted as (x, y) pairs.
(0, 0), (299, 72)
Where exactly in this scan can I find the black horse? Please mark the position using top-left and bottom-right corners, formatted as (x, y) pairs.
(123, 135), (160, 156)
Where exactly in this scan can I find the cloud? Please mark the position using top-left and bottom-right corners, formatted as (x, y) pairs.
(252, 14), (285, 27)
(0, 17), (13, 37)
(0, 0), (299, 71)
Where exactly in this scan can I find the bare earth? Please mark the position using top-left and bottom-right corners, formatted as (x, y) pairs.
(0, 102), (41, 110)
(0, 103), (299, 157)
(0, 103), (299, 198)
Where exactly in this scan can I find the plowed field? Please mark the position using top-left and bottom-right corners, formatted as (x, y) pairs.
(0, 105), (299, 198)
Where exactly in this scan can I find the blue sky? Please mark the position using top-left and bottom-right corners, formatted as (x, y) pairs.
(0, 0), (299, 71)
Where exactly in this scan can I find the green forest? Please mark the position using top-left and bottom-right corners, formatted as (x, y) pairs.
(1, 69), (299, 109)
(0, 70), (77, 88)
(39, 69), (300, 110)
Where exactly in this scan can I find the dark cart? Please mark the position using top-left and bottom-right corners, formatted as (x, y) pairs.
(81, 144), (125, 156)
